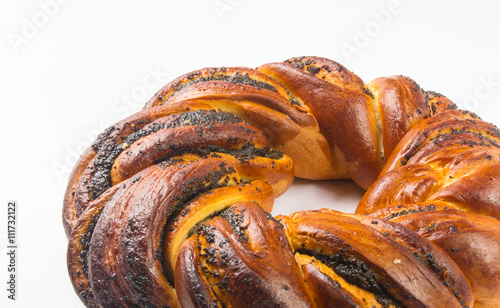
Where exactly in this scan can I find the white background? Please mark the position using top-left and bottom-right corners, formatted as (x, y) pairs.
(1, 0), (500, 307)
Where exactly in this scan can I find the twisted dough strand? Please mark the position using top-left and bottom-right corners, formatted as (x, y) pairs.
(64, 56), (499, 307)
(145, 56), (456, 187)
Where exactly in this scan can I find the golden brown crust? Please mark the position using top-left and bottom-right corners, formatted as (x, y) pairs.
(258, 57), (448, 189)
(162, 180), (275, 281)
(63, 146), (95, 237)
(147, 67), (336, 180)
(63, 106), (293, 235)
(284, 209), (472, 308)
(62, 102), (218, 235)
(353, 214), (473, 306)
(367, 76), (430, 158)
(109, 122), (269, 184)
(63, 56), (499, 307)
(358, 109), (500, 218)
(300, 262), (365, 308)
(175, 202), (316, 308)
(387, 209), (500, 307)
(67, 184), (121, 307)
(356, 107), (500, 307)
(259, 58), (382, 189)
(174, 238), (219, 308)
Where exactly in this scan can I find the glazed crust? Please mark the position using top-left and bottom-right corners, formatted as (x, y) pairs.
(383, 209), (500, 308)
(280, 209), (473, 308)
(64, 56), (500, 307)
(357, 110), (500, 218)
(175, 202), (316, 308)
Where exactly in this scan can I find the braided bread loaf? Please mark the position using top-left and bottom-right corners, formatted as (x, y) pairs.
(63, 56), (500, 307)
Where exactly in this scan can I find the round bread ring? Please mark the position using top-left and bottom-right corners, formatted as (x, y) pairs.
(64, 56), (500, 308)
